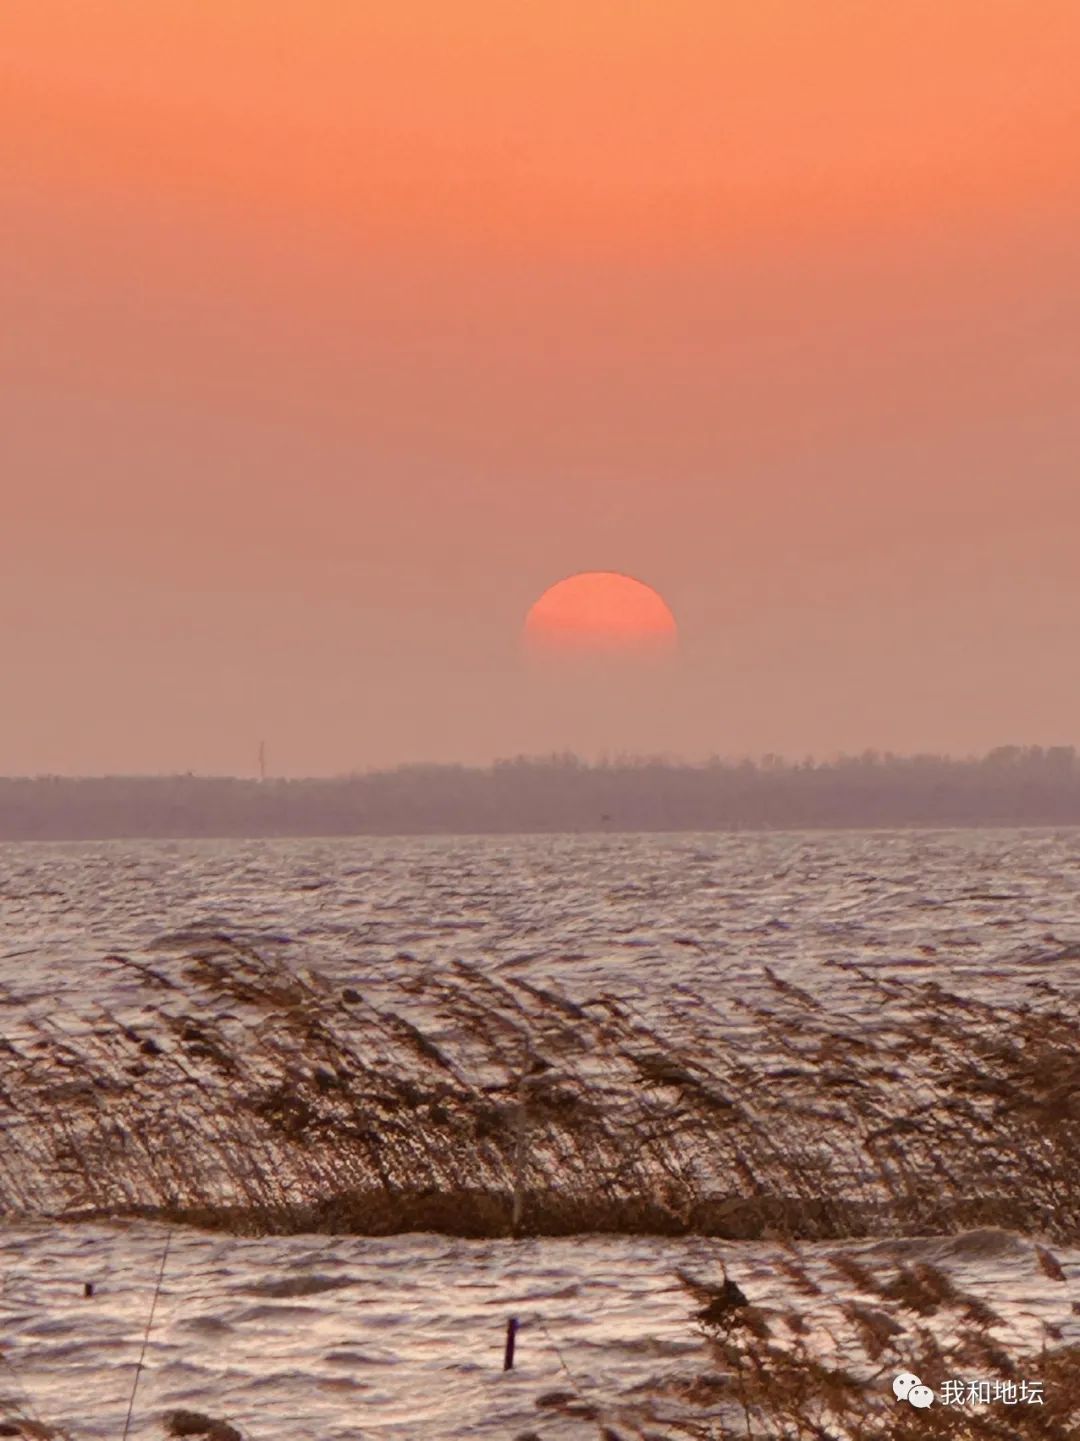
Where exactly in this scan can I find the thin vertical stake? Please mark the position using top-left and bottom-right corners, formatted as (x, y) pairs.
(121, 1228), (172, 1441)
(503, 1316), (519, 1371)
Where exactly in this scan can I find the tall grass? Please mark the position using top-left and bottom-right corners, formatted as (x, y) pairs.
(0, 933), (1076, 1242)
(673, 1247), (1080, 1439)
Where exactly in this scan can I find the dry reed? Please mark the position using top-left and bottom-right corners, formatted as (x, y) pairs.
(0, 932), (1075, 1243)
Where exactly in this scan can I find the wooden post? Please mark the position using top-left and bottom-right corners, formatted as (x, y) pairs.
(503, 1316), (519, 1371)
(83, 1282), (94, 1298)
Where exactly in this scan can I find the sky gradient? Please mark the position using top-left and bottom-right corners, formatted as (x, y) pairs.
(5, 3), (1080, 775)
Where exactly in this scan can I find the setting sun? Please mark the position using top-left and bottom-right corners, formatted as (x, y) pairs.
(523, 571), (678, 655)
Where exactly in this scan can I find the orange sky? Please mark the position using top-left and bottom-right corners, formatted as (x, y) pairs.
(4, 3), (1080, 774)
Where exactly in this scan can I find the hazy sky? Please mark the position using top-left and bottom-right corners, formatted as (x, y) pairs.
(5, 2), (1079, 775)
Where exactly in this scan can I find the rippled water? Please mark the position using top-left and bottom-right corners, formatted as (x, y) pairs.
(0, 1222), (1075, 1439)
(5, 828), (1080, 987)
(1, 830), (1078, 1437)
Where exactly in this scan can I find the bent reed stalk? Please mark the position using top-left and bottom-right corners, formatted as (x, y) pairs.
(0, 933), (1075, 1244)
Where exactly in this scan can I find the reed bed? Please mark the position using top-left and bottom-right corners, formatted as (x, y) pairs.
(527, 1239), (1079, 1437)
(661, 1245), (1080, 1439)
(0, 930), (1076, 1242)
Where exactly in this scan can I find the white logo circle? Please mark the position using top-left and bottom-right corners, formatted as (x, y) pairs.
(892, 1372), (921, 1401)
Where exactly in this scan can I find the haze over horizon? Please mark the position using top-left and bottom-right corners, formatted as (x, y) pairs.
(5, 4), (1079, 778)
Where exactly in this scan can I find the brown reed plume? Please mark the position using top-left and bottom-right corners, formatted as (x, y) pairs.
(0, 931), (1075, 1243)
(672, 1239), (1080, 1440)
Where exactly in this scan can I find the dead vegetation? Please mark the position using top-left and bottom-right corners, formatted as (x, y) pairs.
(669, 1243), (1080, 1439)
(0, 1424), (67, 1440)
(0, 932), (1076, 1242)
(0, 1383), (72, 1441)
(0, 1346), (73, 1440)
(164, 1411), (243, 1441)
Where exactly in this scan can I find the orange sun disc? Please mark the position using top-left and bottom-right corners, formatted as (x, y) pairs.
(523, 571), (678, 655)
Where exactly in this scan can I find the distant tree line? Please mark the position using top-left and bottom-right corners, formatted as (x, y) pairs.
(1, 746), (1080, 839)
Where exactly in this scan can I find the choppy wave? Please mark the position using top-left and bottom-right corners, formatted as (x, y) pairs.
(1, 830), (1079, 1436)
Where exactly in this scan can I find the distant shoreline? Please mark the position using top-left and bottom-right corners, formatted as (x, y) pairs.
(3, 747), (1080, 840)
(4, 820), (1080, 845)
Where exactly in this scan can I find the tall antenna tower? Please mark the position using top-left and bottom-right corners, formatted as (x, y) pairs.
(258, 740), (267, 782)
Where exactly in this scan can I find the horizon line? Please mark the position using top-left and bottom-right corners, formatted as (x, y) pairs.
(1, 743), (1076, 783)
